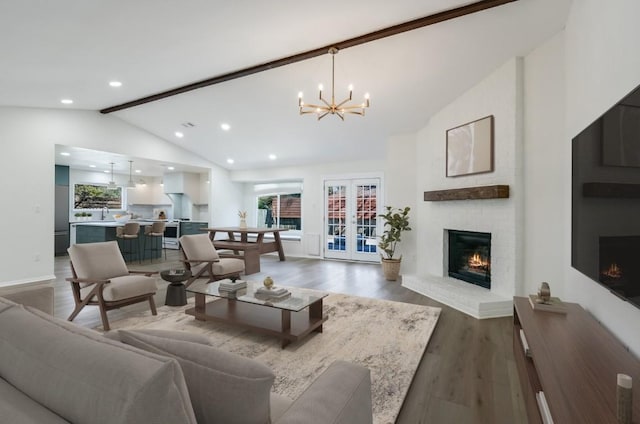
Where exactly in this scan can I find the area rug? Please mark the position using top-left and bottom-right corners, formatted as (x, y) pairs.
(107, 294), (441, 424)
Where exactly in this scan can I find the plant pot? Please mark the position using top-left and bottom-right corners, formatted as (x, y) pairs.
(239, 219), (247, 229)
(381, 258), (402, 281)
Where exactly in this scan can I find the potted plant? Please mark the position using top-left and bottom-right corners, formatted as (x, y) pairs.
(378, 206), (411, 281)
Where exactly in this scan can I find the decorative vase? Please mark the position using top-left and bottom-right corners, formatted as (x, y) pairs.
(263, 276), (274, 289)
(239, 218), (247, 229)
(381, 258), (402, 281)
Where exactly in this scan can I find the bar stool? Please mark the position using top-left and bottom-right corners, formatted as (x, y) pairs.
(116, 222), (140, 263)
(143, 221), (166, 262)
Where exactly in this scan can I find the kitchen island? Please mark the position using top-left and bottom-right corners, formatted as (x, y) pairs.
(71, 221), (163, 261)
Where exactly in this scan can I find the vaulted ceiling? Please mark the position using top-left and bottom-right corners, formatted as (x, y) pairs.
(1, 0), (571, 171)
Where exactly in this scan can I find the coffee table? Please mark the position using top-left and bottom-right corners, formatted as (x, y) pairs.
(185, 280), (328, 348)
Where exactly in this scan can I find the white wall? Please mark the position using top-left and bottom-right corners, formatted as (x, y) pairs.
(384, 133), (418, 274)
(522, 32), (566, 297)
(563, 0), (640, 356)
(0, 106), (240, 287)
(231, 159), (385, 258)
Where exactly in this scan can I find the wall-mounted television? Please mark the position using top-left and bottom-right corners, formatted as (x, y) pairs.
(572, 83), (640, 310)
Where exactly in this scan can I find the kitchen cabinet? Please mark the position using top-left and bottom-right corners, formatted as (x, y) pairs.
(127, 181), (170, 206)
(75, 225), (117, 244)
(74, 223), (162, 261)
(180, 221), (208, 236)
(54, 165), (70, 256)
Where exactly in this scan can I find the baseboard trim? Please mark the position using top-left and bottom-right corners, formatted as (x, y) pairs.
(0, 275), (56, 288)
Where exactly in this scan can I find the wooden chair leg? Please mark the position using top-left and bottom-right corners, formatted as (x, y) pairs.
(148, 296), (157, 315)
(98, 305), (110, 331)
(67, 304), (84, 322)
(67, 285), (98, 322)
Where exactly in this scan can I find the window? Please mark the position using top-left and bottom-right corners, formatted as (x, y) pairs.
(73, 183), (123, 210)
(254, 182), (302, 234)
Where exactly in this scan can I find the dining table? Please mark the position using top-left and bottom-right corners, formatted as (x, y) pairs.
(202, 227), (288, 274)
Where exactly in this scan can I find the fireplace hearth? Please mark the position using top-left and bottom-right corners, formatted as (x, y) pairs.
(448, 230), (491, 289)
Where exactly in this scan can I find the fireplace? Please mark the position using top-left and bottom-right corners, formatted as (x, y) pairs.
(448, 230), (491, 289)
(599, 236), (640, 305)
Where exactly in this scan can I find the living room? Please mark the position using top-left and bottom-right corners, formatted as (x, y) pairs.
(1, 1), (640, 423)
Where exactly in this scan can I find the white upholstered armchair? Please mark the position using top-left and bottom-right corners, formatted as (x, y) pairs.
(179, 234), (245, 287)
(66, 241), (158, 331)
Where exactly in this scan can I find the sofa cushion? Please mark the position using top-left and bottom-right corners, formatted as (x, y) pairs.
(270, 393), (294, 423)
(0, 285), (54, 315)
(79, 274), (157, 301)
(0, 377), (70, 424)
(67, 241), (129, 280)
(0, 304), (197, 424)
(107, 329), (212, 346)
(276, 360), (372, 424)
(118, 329), (275, 424)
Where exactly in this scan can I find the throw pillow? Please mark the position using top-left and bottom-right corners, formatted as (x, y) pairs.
(118, 330), (274, 424)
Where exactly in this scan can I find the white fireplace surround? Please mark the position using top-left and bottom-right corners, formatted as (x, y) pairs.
(403, 59), (523, 319)
(404, 227), (513, 319)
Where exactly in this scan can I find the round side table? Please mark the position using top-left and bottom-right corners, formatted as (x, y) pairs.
(160, 269), (192, 306)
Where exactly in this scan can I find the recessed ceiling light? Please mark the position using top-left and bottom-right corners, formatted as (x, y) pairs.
(109, 81), (122, 87)
(269, 154), (277, 160)
(89, 164), (96, 168)
(103, 170), (110, 173)
(175, 131), (184, 138)
(226, 158), (234, 164)
(60, 152), (70, 156)
(168, 166), (175, 170)
(221, 123), (231, 131)
(60, 99), (73, 105)
(135, 169), (141, 173)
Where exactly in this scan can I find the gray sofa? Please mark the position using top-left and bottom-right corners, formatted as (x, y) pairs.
(0, 285), (373, 424)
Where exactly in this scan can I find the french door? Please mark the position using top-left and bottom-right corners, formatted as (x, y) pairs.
(324, 178), (380, 261)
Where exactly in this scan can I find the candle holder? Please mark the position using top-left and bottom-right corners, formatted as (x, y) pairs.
(617, 373), (632, 424)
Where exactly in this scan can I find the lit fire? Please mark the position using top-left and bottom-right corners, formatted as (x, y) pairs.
(602, 263), (622, 279)
(468, 252), (489, 269)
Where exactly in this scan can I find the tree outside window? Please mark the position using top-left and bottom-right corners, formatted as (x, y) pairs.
(74, 184), (123, 210)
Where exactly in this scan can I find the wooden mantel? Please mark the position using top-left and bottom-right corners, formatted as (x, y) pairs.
(423, 185), (509, 201)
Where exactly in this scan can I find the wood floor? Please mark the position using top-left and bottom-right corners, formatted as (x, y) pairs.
(52, 251), (527, 424)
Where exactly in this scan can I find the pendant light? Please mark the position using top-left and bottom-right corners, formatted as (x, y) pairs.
(107, 162), (117, 189)
(126, 160), (136, 188)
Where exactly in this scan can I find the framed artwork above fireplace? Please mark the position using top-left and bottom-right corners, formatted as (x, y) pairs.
(446, 115), (494, 177)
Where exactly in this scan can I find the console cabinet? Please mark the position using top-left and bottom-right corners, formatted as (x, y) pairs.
(513, 297), (640, 423)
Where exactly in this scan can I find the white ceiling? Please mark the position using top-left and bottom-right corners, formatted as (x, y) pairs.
(1, 0), (572, 171)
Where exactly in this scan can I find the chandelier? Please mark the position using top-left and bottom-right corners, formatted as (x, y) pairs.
(298, 47), (370, 121)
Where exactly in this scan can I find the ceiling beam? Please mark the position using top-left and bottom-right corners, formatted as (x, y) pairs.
(100, 0), (518, 114)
